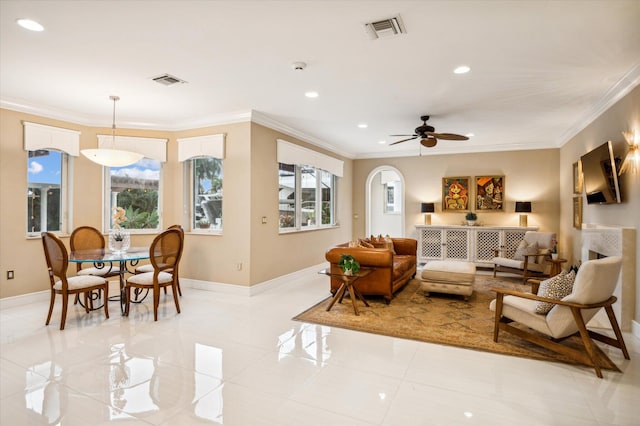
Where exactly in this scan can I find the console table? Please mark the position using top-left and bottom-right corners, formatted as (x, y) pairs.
(415, 225), (538, 266)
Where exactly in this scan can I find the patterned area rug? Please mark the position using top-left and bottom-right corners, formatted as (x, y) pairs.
(294, 274), (618, 370)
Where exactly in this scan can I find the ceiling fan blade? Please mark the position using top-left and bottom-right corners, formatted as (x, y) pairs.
(420, 137), (438, 148)
(390, 136), (418, 145)
(389, 134), (417, 137)
(427, 132), (468, 141)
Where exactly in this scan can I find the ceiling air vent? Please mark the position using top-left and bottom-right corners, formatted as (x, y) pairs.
(364, 15), (406, 40)
(151, 73), (187, 86)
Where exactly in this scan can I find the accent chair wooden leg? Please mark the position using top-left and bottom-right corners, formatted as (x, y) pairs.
(493, 265), (497, 278)
(493, 293), (503, 342)
(46, 290), (55, 326)
(570, 307), (603, 378)
(604, 305), (630, 359)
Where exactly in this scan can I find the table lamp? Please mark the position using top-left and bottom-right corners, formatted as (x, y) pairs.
(515, 201), (532, 227)
(421, 202), (435, 225)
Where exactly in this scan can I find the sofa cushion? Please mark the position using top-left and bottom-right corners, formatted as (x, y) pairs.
(392, 255), (414, 280)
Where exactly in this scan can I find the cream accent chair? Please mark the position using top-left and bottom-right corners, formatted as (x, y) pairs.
(493, 231), (555, 283)
(490, 256), (629, 378)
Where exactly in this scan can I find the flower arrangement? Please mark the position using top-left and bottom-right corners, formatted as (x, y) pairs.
(197, 218), (211, 229)
(112, 206), (128, 241)
(551, 238), (558, 254)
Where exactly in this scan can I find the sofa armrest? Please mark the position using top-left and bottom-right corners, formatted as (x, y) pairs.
(325, 247), (393, 268)
(391, 238), (417, 256)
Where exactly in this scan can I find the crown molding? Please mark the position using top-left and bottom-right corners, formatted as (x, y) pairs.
(558, 61), (640, 146)
(249, 110), (356, 159)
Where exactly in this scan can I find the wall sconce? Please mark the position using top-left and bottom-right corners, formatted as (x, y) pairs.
(421, 202), (435, 225)
(619, 130), (639, 175)
(515, 201), (531, 227)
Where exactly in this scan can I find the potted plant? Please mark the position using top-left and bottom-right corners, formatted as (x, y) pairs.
(338, 254), (360, 276)
(465, 212), (478, 226)
(551, 238), (558, 259)
(197, 218), (211, 229)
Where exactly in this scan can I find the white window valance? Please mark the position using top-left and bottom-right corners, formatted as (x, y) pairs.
(277, 139), (343, 177)
(23, 122), (80, 156)
(98, 135), (167, 162)
(177, 134), (225, 161)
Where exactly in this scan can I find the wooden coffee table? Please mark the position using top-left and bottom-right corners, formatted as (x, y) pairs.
(319, 268), (374, 315)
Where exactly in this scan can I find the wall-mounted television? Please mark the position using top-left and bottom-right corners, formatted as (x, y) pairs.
(580, 141), (622, 205)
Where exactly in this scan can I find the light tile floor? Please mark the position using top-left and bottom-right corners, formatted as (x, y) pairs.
(1, 274), (639, 425)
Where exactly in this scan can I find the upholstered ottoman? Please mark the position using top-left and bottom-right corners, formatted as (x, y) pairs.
(420, 260), (476, 300)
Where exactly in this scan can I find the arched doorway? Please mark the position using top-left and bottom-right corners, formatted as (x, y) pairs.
(365, 166), (405, 237)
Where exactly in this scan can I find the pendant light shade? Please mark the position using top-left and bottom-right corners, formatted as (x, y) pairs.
(81, 96), (143, 167)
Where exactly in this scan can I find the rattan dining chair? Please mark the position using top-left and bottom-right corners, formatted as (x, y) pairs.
(124, 228), (183, 321)
(134, 224), (184, 296)
(42, 232), (110, 330)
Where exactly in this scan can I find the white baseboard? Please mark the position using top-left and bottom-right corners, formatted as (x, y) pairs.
(632, 320), (640, 340)
(0, 290), (49, 310)
(181, 262), (328, 297)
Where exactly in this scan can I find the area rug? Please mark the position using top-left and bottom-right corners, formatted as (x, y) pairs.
(293, 275), (618, 370)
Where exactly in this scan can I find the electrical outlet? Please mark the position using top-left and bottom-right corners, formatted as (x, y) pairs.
(7, 270), (14, 280)
(236, 262), (242, 271)
(261, 216), (267, 224)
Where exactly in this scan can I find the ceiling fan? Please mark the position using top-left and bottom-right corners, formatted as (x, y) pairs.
(390, 115), (468, 148)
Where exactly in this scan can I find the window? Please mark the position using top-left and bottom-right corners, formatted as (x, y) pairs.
(27, 149), (68, 234)
(191, 157), (223, 230)
(24, 122), (79, 236)
(278, 163), (336, 231)
(105, 159), (161, 230)
(178, 134), (225, 232)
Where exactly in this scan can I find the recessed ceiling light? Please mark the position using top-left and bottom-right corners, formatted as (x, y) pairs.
(16, 18), (44, 32)
(465, 133), (475, 138)
(453, 65), (471, 74)
(378, 140), (386, 144)
(305, 91), (319, 98)
(358, 123), (368, 129)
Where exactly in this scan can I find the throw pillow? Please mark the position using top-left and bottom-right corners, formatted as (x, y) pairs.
(358, 239), (374, 248)
(513, 240), (538, 261)
(535, 270), (576, 314)
(384, 235), (396, 254)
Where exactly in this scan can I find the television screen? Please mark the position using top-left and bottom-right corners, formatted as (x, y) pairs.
(580, 141), (622, 205)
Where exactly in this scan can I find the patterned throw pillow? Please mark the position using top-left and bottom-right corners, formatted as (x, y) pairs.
(513, 240), (538, 261)
(535, 270), (576, 314)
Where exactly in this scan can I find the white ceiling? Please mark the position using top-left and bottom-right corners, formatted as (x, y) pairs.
(1, 0), (639, 159)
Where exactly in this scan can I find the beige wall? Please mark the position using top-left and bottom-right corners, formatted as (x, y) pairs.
(559, 85), (639, 326)
(352, 149), (560, 241)
(0, 109), (351, 298)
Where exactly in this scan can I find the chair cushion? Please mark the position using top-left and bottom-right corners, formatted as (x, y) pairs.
(54, 275), (106, 291)
(535, 270), (576, 314)
(513, 240), (538, 261)
(489, 296), (552, 336)
(127, 271), (173, 285)
(492, 257), (546, 273)
(78, 266), (120, 276)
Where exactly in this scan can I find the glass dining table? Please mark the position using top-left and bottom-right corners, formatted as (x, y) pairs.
(69, 247), (150, 313)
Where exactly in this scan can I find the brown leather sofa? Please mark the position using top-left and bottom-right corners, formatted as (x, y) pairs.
(325, 238), (417, 304)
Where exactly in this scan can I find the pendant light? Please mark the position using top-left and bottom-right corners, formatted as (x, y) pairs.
(81, 96), (144, 167)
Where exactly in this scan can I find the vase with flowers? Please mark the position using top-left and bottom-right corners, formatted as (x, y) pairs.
(109, 206), (131, 254)
(551, 238), (558, 260)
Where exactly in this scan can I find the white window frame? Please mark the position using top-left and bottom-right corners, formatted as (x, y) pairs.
(278, 163), (337, 232)
(177, 134), (225, 233)
(24, 122), (79, 237)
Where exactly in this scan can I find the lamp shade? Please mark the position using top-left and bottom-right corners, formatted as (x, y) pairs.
(515, 201), (532, 213)
(421, 202), (435, 213)
(81, 148), (144, 167)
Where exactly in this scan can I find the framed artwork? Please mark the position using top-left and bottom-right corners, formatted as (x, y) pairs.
(573, 196), (582, 229)
(442, 176), (471, 212)
(573, 161), (583, 194)
(475, 175), (504, 211)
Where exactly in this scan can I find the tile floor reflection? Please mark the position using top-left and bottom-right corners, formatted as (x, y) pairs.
(1, 273), (639, 425)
